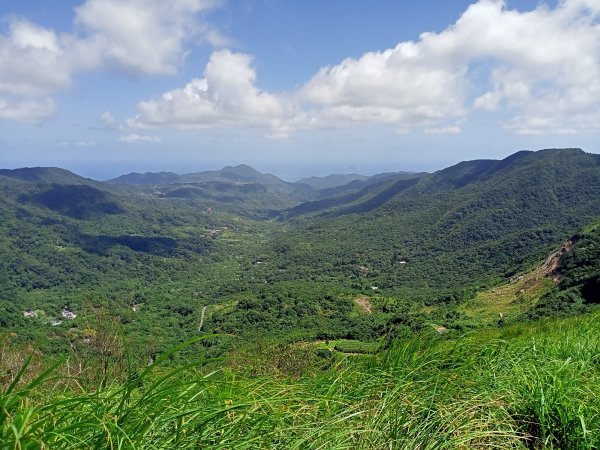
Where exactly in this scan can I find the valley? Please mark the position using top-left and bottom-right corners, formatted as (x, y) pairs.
(2, 148), (600, 353)
(1, 148), (600, 448)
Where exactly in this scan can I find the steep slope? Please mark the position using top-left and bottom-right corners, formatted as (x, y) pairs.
(458, 243), (567, 325)
(460, 216), (600, 324)
(258, 149), (600, 300)
(526, 218), (600, 317)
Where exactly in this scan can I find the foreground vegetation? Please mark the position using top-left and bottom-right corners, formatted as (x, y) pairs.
(2, 313), (599, 449)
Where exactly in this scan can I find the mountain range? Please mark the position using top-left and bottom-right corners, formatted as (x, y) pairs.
(1, 147), (599, 352)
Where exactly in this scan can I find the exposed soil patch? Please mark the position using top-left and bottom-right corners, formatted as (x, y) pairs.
(355, 296), (372, 314)
(541, 239), (574, 281)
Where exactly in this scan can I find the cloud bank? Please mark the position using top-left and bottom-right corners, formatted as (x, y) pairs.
(2, 0), (600, 137)
(129, 0), (600, 136)
(0, 0), (221, 122)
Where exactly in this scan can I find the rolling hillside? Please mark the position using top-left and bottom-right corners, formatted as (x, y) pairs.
(258, 149), (600, 300)
(1, 148), (600, 352)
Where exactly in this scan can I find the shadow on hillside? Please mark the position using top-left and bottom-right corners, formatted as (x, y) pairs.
(20, 184), (124, 219)
(76, 234), (178, 256)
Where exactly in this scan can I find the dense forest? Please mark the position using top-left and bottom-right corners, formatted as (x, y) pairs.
(1, 148), (600, 356)
(2, 148), (600, 447)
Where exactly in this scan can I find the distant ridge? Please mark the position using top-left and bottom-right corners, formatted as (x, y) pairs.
(107, 171), (180, 185)
(284, 147), (598, 218)
(0, 167), (98, 185)
(106, 164), (276, 186)
(298, 174), (370, 190)
(106, 165), (428, 202)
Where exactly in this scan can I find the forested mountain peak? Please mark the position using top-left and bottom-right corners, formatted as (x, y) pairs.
(106, 171), (180, 185)
(107, 164), (280, 186)
(219, 164), (264, 179)
(428, 148), (594, 190)
(0, 167), (95, 185)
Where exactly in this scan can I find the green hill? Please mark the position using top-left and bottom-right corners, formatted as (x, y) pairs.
(0, 167), (98, 185)
(108, 164), (316, 200)
(1, 148), (600, 353)
(261, 149), (600, 301)
(297, 173), (370, 189)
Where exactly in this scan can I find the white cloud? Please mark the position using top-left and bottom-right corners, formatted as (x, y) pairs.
(57, 140), (96, 147)
(299, 44), (467, 128)
(298, 0), (600, 133)
(129, 0), (600, 135)
(431, 0), (600, 133)
(100, 110), (117, 127)
(0, 20), (71, 97)
(0, 0), (223, 123)
(128, 50), (292, 129)
(473, 91), (502, 111)
(0, 97), (57, 122)
(74, 0), (223, 76)
(118, 133), (161, 143)
(424, 126), (462, 135)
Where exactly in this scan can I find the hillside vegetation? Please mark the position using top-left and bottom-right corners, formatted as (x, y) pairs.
(1, 313), (599, 448)
(264, 149), (600, 300)
(1, 148), (600, 448)
(1, 148), (600, 356)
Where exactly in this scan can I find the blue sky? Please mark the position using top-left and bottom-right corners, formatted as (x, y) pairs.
(1, 0), (599, 180)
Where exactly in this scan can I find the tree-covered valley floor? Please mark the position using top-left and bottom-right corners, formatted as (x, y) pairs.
(1, 148), (600, 447)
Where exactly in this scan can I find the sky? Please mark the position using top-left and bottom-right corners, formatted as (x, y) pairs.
(1, 0), (600, 180)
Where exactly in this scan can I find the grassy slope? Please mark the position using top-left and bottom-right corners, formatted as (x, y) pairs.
(460, 216), (600, 326)
(459, 255), (557, 325)
(460, 270), (554, 324)
(2, 313), (599, 449)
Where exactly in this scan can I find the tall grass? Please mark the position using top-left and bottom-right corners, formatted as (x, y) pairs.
(1, 314), (598, 449)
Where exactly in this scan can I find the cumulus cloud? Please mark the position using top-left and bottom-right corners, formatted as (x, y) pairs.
(99, 110), (117, 128)
(0, 97), (57, 122)
(74, 0), (223, 76)
(118, 133), (161, 143)
(428, 0), (600, 134)
(128, 50), (292, 130)
(0, 0), (222, 123)
(129, 0), (600, 135)
(299, 44), (467, 128)
(299, 0), (600, 133)
(0, 20), (72, 98)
